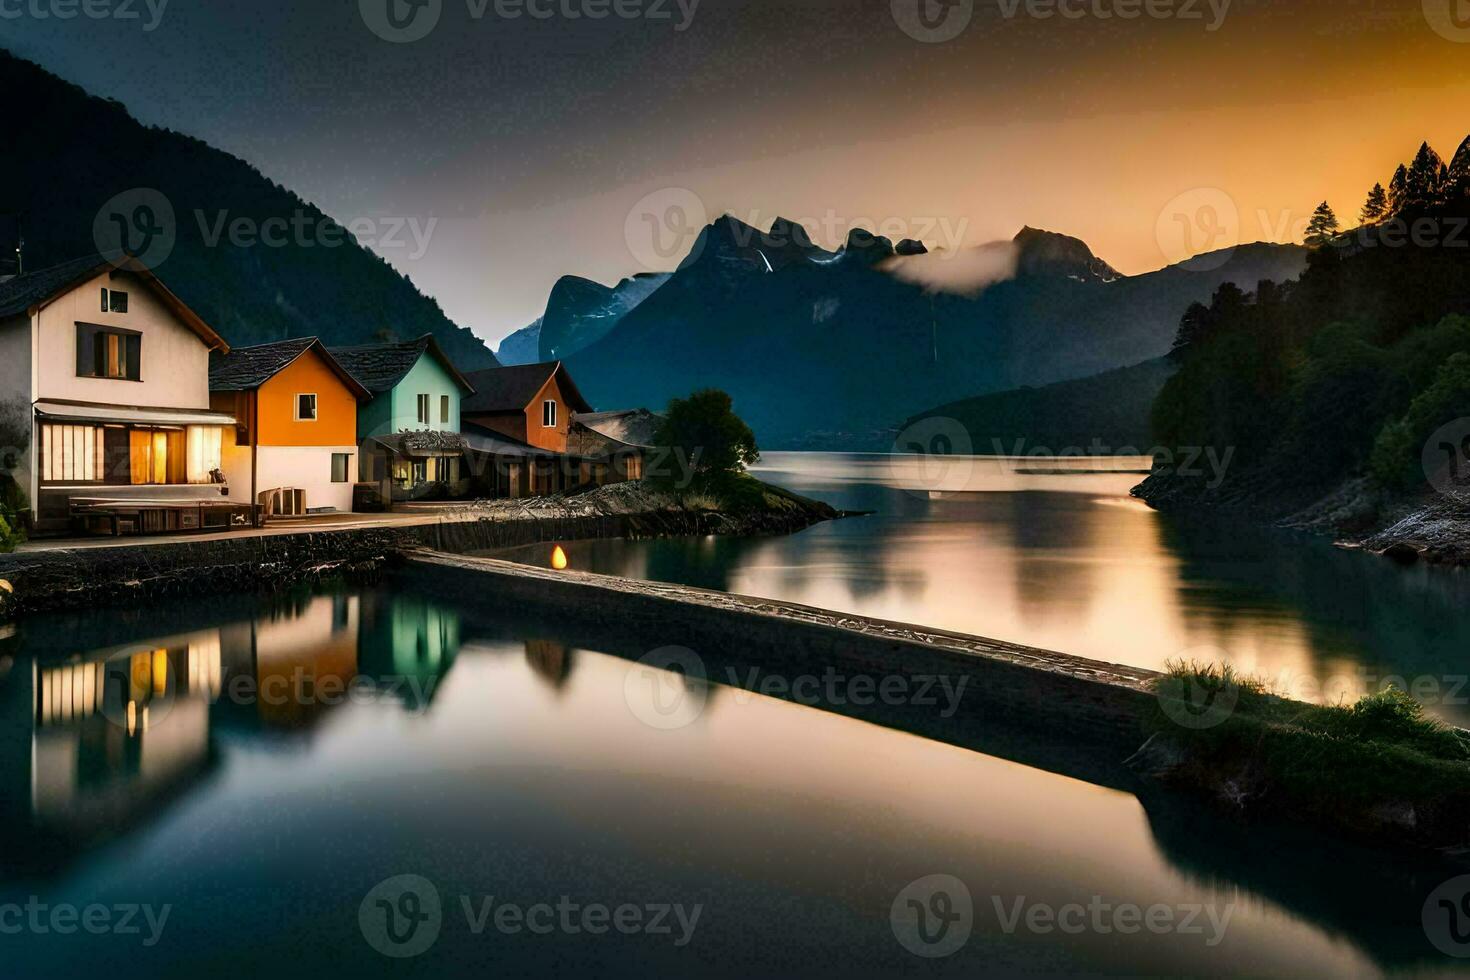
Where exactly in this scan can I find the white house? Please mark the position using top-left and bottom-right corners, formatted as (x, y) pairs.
(0, 255), (242, 534)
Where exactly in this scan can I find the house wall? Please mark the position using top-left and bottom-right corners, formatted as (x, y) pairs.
(256, 348), (359, 448)
(383, 354), (462, 438)
(218, 422), (253, 505)
(357, 392), (393, 446)
(521, 373), (574, 453)
(255, 445), (356, 512)
(34, 270), (213, 410)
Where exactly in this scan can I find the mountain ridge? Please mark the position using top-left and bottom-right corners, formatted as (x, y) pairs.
(560, 214), (1307, 448)
(0, 49), (498, 368)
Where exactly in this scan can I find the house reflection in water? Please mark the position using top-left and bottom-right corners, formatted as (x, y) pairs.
(218, 591), (362, 731)
(0, 588), (460, 870)
(358, 592), (459, 709)
(0, 630), (222, 847)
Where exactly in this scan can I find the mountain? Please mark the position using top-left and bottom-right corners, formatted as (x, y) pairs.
(496, 318), (543, 365)
(564, 214), (1306, 449)
(905, 357), (1177, 456)
(1012, 226), (1120, 282)
(0, 50), (497, 368)
(538, 272), (669, 360)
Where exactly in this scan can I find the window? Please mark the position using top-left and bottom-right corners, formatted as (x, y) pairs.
(41, 424), (104, 482)
(331, 453), (351, 484)
(186, 426), (223, 484)
(43, 423), (218, 486)
(100, 288), (129, 313)
(542, 399), (557, 428)
(417, 393), (430, 425)
(129, 429), (185, 485)
(296, 394), (318, 421)
(76, 323), (141, 381)
(440, 394), (450, 425)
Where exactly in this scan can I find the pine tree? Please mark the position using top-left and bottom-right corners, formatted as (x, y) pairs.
(1304, 201), (1340, 247)
(1388, 165), (1409, 214)
(1406, 142), (1446, 207)
(1169, 301), (1210, 362)
(1450, 135), (1470, 198)
(1360, 183), (1388, 223)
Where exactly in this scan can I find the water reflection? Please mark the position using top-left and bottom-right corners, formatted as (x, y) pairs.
(496, 452), (1470, 725)
(0, 586), (461, 871)
(0, 580), (1465, 976)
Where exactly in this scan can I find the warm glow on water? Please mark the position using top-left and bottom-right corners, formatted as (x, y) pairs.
(497, 453), (1470, 726)
(6, 455), (1470, 976)
(551, 545), (569, 570)
(0, 587), (1433, 976)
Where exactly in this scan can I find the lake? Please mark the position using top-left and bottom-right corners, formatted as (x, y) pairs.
(3, 454), (1470, 977)
(497, 452), (1470, 727)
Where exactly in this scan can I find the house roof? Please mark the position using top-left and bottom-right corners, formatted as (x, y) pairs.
(0, 254), (229, 351)
(461, 361), (591, 415)
(460, 421), (589, 460)
(0, 255), (104, 317)
(209, 337), (371, 399)
(571, 408), (662, 449)
(329, 335), (475, 397)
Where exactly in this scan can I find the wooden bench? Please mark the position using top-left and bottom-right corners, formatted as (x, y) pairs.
(71, 498), (257, 537)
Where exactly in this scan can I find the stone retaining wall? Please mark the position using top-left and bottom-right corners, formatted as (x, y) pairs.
(403, 550), (1161, 751)
(0, 502), (830, 622)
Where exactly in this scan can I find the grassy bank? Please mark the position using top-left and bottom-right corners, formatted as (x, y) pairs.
(668, 472), (836, 516)
(1139, 660), (1470, 850)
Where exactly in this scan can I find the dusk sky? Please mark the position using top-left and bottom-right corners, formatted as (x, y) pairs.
(4, 0), (1469, 345)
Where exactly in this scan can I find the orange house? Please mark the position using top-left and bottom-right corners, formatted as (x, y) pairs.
(209, 338), (370, 515)
(460, 361), (592, 453)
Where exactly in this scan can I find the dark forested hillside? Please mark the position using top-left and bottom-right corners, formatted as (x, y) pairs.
(906, 357), (1177, 455)
(1143, 134), (1470, 518)
(0, 50), (497, 367)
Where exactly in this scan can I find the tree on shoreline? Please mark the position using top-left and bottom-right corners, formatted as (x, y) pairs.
(651, 389), (760, 492)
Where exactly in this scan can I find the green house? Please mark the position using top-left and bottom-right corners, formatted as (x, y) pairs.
(330, 335), (476, 501)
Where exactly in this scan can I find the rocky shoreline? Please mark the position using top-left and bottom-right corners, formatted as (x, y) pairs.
(1133, 467), (1470, 567)
(0, 480), (840, 622)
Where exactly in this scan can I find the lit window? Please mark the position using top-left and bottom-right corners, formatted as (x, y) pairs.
(186, 426), (223, 484)
(76, 324), (140, 381)
(296, 394), (318, 421)
(542, 400), (557, 428)
(40, 424), (104, 482)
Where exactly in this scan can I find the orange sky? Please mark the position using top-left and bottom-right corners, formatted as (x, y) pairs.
(11, 0), (1470, 336)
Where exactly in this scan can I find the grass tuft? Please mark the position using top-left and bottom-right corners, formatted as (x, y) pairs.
(1150, 661), (1470, 821)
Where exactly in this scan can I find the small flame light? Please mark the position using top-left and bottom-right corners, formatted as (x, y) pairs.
(551, 545), (569, 571)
